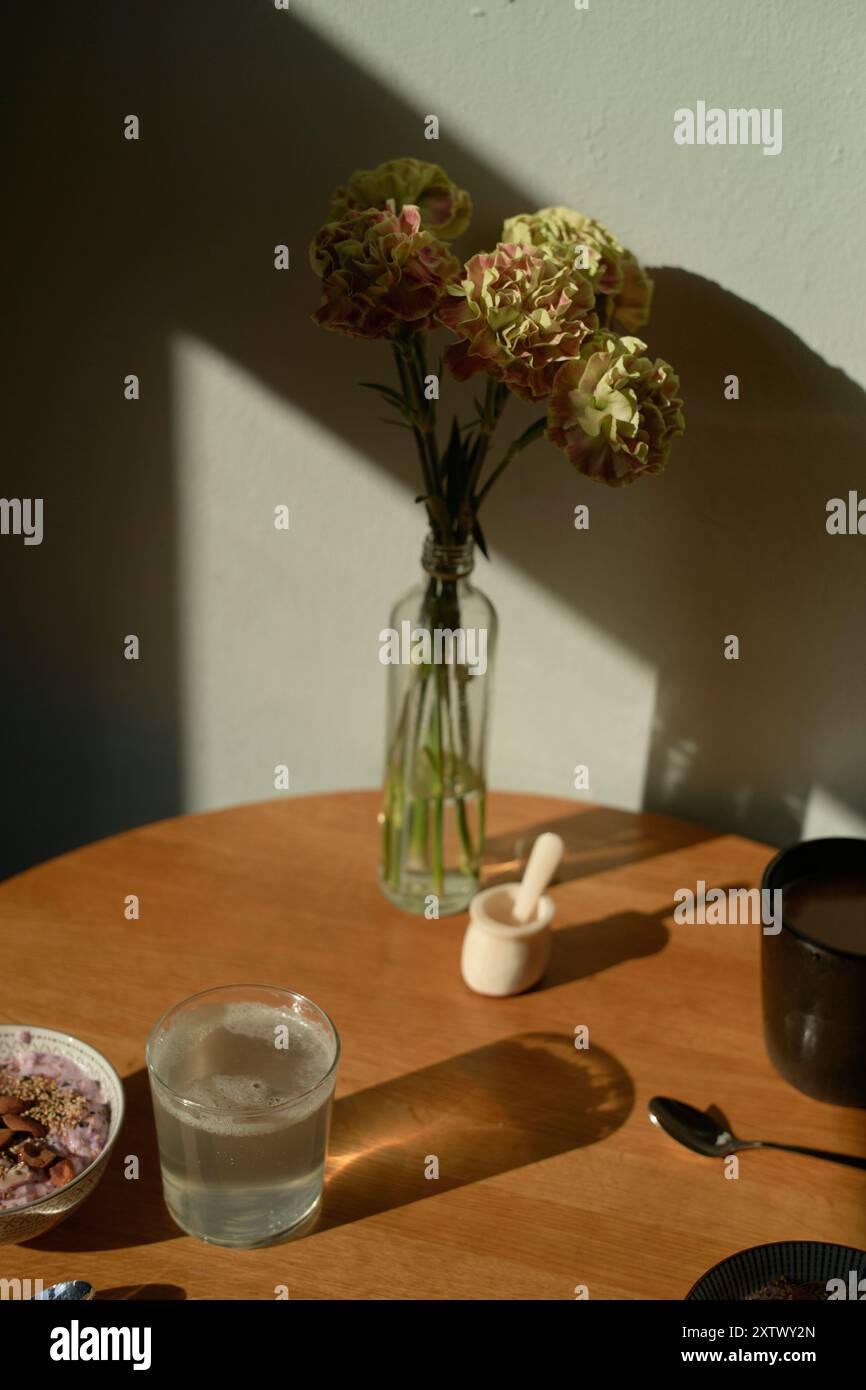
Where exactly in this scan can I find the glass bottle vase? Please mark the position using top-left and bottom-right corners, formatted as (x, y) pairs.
(379, 534), (497, 916)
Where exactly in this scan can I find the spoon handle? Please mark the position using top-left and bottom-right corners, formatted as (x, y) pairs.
(512, 832), (564, 924)
(759, 1141), (866, 1171)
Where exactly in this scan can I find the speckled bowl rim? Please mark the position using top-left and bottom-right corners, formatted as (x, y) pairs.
(0, 1025), (124, 1217)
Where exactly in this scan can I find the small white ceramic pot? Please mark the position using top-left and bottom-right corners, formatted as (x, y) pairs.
(461, 882), (555, 997)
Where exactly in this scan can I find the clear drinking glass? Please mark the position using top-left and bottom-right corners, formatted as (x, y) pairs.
(146, 984), (340, 1247)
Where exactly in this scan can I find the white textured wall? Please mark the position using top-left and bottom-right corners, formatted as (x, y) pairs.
(172, 0), (866, 844)
(316, 0), (864, 374)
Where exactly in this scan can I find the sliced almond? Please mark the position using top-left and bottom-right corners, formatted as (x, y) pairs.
(49, 1158), (76, 1188)
(0, 1096), (26, 1114)
(3, 1114), (46, 1137)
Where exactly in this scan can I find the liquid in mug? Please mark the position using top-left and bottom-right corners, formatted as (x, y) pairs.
(149, 1000), (336, 1247)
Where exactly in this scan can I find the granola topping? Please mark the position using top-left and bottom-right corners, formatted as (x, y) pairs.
(0, 1050), (110, 1210)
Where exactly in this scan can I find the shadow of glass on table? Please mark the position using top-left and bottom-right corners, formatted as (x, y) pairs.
(483, 806), (719, 888)
(317, 1032), (634, 1232)
(24, 1039), (632, 1248)
(25, 1067), (179, 1254)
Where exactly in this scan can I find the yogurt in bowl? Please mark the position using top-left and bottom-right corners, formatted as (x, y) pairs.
(0, 1027), (124, 1244)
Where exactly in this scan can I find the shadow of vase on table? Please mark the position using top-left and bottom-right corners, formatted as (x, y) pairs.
(483, 806), (718, 888)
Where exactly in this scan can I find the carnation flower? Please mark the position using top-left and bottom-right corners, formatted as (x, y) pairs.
(546, 332), (684, 485)
(611, 250), (654, 333)
(310, 202), (461, 340)
(503, 207), (623, 294)
(438, 243), (597, 402)
(330, 157), (472, 240)
(502, 205), (653, 333)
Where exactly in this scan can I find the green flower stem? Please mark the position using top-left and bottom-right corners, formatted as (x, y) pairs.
(394, 331), (441, 514)
(392, 342), (436, 507)
(383, 663), (413, 783)
(467, 378), (508, 503)
(432, 665), (444, 895)
(433, 581), (476, 875)
(442, 666), (474, 875)
(381, 782), (392, 882)
(411, 332), (441, 482)
(455, 798), (473, 876)
(386, 776), (404, 889)
(409, 663), (431, 764)
(383, 667), (418, 888)
(409, 794), (428, 867)
(476, 415), (547, 509)
(433, 801), (444, 895)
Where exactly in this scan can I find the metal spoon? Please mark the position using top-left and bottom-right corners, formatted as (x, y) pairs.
(648, 1096), (866, 1171)
(30, 1280), (95, 1300)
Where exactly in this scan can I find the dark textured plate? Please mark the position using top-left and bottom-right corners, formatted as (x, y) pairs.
(686, 1241), (866, 1300)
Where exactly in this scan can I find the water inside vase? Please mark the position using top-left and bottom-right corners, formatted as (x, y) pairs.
(380, 785), (485, 916)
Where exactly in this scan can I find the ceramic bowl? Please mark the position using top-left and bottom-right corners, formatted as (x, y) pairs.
(686, 1240), (866, 1299)
(0, 1026), (124, 1245)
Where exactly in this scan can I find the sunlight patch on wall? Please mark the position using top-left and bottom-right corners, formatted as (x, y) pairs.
(170, 332), (420, 811)
(803, 786), (866, 840)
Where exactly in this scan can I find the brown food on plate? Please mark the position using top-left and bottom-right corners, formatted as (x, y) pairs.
(15, 1141), (57, 1169)
(744, 1275), (830, 1301)
(4, 1113), (47, 1137)
(49, 1158), (76, 1188)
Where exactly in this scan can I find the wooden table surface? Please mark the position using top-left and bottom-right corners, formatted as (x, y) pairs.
(3, 791), (865, 1300)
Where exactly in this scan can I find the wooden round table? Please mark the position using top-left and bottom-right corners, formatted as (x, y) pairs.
(4, 792), (865, 1300)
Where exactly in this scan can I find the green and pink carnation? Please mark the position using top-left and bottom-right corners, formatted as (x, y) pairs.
(546, 332), (684, 485)
(309, 202), (461, 340)
(502, 206), (653, 333)
(438, 243), (597, 402)
(329, 157), (472, 240)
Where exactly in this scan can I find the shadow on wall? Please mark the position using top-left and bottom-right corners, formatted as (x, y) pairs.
(483, 267), (866, 846)
(3, 3), (865, 877)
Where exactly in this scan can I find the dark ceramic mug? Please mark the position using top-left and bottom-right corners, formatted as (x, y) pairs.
(761, 838), (866, 1107)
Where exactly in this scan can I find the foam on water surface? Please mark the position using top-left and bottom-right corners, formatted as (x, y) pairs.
(153, 1001), (335, 1134)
